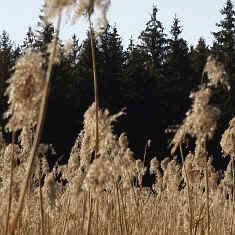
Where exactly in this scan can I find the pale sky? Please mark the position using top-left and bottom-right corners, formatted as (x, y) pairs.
(0, 1), (227, 48)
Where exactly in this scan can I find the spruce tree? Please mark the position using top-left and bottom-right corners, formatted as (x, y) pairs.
(21, 6), (55, 52)
(66, 34), (81, 68)
(76, 32), (97, 108)
(34, 21), (55, 52)
(21, 27), (37, 50)
(138, 4), (167, 79)
(96, 25), (125, 110)
(165, 15), (190, 83)
(124, 38), (152, 104)
(0, 31), (19, 99)
(211, 0), (235, 117)
(190, 37), (210, 83)
(212, 0), (235, 75)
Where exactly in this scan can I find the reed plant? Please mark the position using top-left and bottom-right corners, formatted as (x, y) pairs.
(0, 1), (234, 235)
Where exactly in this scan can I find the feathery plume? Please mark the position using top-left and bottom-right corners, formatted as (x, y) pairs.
(4, 48), (44, 131)
(221, 117), (235, 157)
(203, 55), (230, 90)
(44, 0), (76, 22)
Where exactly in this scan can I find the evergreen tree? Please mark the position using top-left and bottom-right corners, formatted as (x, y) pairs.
(96, 24), (126, 110)
(34, 22), (54, 52)
(211, 0), (235, 117)
(65, 34), (81, 68)
(0, 31), (20, 98)
(124, 38), (152, 104)
(76, 32), (97, 109)
(212, 0), (235, 75)
(160, 15), (191, 123)
(165, 15), (190, 83)
(0, 31), (15, 83)
(23, 7), (55, 53)
(122, 38), (160, 160)
(98, 25), (124, 75)
(138, 4), (167, 78)
(190, 37), (210, 83)
(21, 27), (37, 50)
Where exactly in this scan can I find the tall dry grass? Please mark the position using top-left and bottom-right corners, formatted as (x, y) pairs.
(0, 1), (235, 234)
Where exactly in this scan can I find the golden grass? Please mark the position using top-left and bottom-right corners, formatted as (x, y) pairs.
(0, 1), (235, 235)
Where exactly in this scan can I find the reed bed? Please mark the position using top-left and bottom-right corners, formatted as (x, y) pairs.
(0, 1), (235, 234)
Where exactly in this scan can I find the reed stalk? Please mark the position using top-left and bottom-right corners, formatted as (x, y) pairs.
(9, 9), (62, 234)
(86, 191), (93, 235)
(88, 16), (99, 160)
(180, 144), (193, 235)
(62, 197), (71, 235)
(231, 157), (235, 235)
(4, 132), (15, 235)
(205, 162), (210, 235)
(39, 156), (44, 235)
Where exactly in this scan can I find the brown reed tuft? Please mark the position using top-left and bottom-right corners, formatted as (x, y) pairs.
(1, 1), (235, 235)
(4, 49), (45, 132)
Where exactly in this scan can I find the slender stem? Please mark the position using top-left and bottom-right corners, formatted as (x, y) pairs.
(205, 161), (210, 235)
(39, 156), (44, 235)
(115, 185), (123, 235)
(143, 140), (148, 166)
(88, 16), (99, 160)
(9, 11), (62, 235)
(232, 156), (235, 235)
(119, 186), (128, 235)
(202, 141), (210, 235)
(4, 132), (15, 235)
(62, 197), (71, 235)
(86, 191), (93, 235)
(194, 203), (205, 235)
(82, 192), (87, 232)
(179, 144), (193, 235)
(95, 199), (99, 235)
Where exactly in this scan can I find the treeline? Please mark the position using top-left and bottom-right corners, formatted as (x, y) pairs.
(0, 1), (235, 172)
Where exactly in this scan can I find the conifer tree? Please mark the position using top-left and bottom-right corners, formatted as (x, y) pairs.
(138, 4), (167, 79)
(97, 24), (125, 110)
(0, 31), (20, 97)
(0, 31), (15, 81)
(21, 27), (37, 50)
(211, 0), (235, 117)
(124, 38), (152, 104)
(165, 15), (190, 83)
(76, 32), (97, 107)
(212, 0), (235, 75)
(66, 34), (81, 68)
(34, 20), (55, 52)
(27, 6), (55, 52)
(190, 37), (210, 83)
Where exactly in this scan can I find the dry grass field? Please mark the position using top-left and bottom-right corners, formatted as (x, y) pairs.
(0, 1), (235, 234)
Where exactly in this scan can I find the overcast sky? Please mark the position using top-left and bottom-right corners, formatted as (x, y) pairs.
(0, 0), (227, 48)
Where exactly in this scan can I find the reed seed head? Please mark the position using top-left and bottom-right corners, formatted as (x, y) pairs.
(44, 0), (76, 22)
(203, 55), (230, 90)
(220, 117), (235, 157)
(4, 48), (45, 131)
